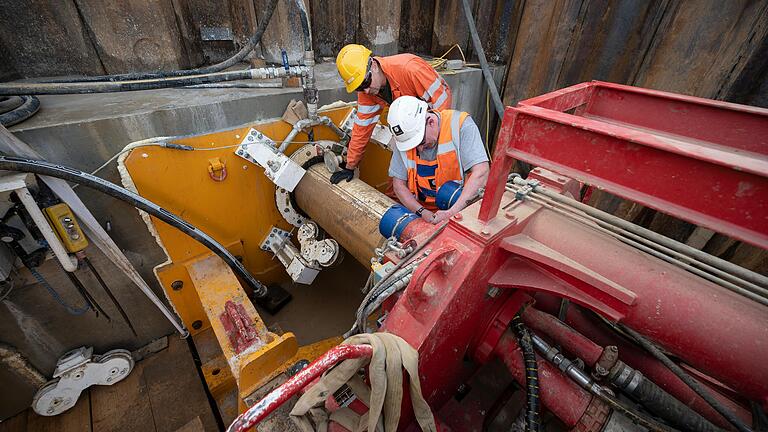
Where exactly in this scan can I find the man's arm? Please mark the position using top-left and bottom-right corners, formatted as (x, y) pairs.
(346, 94), (383, 169)
(432, 162), (489, 223)
(393, 178), (434, 222)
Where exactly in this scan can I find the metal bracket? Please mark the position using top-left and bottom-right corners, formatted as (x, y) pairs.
(259, 226), (292, 252)
(261, 222), (339, 285)
(235, 128), (306, 192)
(32, 347), (134, 416)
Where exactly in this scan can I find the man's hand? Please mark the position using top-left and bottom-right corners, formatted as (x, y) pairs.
(330, 162), (355, 184)
(420, 209), (435, 223)
(431, 209), (454, 224)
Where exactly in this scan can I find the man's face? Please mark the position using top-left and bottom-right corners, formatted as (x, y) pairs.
(416, 113), (439, 152)
(360, 62), (385, 96)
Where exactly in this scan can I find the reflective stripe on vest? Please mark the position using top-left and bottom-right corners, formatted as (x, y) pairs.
(401, 110), (467, 209)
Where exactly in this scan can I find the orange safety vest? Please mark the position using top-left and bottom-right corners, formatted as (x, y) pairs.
(403, 110), (468, 210)
(346, 54), (452, 168)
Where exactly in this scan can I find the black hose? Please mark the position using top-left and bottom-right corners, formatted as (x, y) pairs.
(511, 315), (541, 432)
(0, 96), (39, 126)
(0, 155), (269, 298)
(0, 69), (258, 96)
(630, 376), (723, 432)
(35, 0), (280, 84)
(619, 325), (753, 432)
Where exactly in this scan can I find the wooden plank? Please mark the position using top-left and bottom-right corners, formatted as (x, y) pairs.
(73, 0), (190, 74)
(470, 0), (524, 63)
(0, 411), (27, 432)
(633, 0), (768, 98)
(399, 0), (436, 55)
(431, 0), (476, 57)
(169, 0), (208, 68)
(0, 0), (104, 78)
(556, 0), (667, 87)
(142, 336), (218, 432)
(178, 0), (237, 64)
(311, 0), (358, 59)
(254, 0), (308, 64)
(501, 0), (583, 106)
(90, 360), (156, 432)
(26, 391), (92, 432)
(359, 0), (402, 56)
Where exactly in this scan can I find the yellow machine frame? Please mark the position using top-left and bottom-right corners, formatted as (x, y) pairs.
(121, 103), (390, 419)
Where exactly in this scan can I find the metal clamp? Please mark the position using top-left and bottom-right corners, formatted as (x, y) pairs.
(236, 128), (306, 192)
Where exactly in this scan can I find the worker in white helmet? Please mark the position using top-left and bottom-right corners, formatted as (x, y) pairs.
(387, 95), (489, 224)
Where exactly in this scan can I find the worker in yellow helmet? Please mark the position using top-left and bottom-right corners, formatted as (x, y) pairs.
(331, 44), (452, 184)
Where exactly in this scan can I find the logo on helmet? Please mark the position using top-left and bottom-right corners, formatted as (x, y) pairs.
(392, 125), (403, 136)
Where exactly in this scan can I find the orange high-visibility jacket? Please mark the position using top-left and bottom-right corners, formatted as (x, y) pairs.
(404, 110), (468, 210)
(346, 54), (452, 168)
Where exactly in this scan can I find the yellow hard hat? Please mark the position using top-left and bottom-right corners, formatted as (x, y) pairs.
(336, 44), (372, 93)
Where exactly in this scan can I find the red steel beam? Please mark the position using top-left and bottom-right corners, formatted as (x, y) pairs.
(479, 82), (768, 249)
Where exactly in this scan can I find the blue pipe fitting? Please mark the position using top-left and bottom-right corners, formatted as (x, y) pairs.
(436, 181), (463, 210)
(379, 204), (419, 239)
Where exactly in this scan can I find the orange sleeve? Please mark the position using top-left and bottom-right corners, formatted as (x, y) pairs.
(408, 59), (452, 110)
(346, 93), (383, 169)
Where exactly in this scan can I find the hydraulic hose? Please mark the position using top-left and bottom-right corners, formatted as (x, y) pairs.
(35, 0), (280, 83)
(0, 155), (269, 298)
(630, 378), (723, 432)
(511, 314), (541, 432)
(0, 67), (306, 96)
(619, 325), (754, 432)
(0, 96), (39, 126)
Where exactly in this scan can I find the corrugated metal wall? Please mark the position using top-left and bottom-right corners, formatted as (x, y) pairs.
(1, 1), (766, 266)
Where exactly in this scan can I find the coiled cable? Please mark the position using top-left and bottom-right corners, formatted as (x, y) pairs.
(511, 314), (541, 432)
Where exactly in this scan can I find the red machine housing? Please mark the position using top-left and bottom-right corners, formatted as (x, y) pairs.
(382, 82), (768, 429)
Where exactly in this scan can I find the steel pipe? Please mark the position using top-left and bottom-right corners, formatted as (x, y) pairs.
(293, 165), (395, 266)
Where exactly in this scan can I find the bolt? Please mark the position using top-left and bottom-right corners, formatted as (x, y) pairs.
(480, 228), (491, 236)
(453, 213), (463, 221)
(487, 286), (501, 298)
(171, 280), (184, 291)
(192, 320), (203, 330)
(504, 210), (517, 221)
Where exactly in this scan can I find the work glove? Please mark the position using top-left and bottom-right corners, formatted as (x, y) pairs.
(330, 162), (355, 184)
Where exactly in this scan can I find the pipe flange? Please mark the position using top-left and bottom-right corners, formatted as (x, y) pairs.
(276, 144), (321, 227)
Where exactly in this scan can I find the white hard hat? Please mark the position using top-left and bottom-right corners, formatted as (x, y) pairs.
(388, 96), (429, 151)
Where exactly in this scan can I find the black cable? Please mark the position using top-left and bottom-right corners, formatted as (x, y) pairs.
(619, 324), (754, 432)
(0, 96), (39, 126)
(33, 0), (280, 84)
(0, 69), (259, 96)
(511, 315), (541, 432)
(0, 155), (269, 298)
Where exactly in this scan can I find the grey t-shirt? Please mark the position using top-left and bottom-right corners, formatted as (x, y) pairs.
(388, 115), (489, 181)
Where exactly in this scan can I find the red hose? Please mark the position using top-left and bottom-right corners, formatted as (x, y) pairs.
(227, 344), (374, 432)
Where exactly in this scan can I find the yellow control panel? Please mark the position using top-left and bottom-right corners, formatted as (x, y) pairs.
(44, 203), (88, 253)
